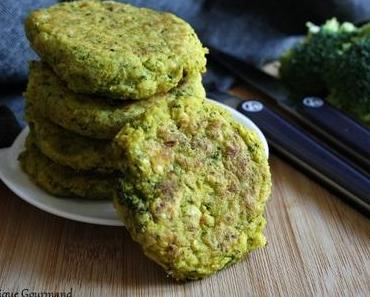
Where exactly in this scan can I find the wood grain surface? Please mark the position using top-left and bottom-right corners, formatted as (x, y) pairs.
(0, 87), (369, 297)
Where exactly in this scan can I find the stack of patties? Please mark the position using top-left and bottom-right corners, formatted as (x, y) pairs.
(20, 0), (207, 199)
(20, 0), (272, 280)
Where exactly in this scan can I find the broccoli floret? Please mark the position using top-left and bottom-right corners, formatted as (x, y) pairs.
(279, 18), (358, 99)
(326, 36), (370, 122)
(280, 19), (370, 124)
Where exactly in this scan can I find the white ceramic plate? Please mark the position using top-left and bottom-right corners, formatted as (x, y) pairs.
(0, 99), (269, 226)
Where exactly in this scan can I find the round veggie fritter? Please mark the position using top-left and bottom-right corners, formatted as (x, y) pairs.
(25, 0), (207, 100)
(26, 109), (119, 172)
(113, 97), (271, 280)
(19, 138), (115, 200)
(25, 61), (205, 139)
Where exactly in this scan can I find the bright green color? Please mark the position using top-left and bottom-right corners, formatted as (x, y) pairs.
(25, 0), (207, 100)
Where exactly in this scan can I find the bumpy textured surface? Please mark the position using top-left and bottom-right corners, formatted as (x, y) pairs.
(114, 98), (271, 280)
(25, 0), (207, 99)
(279, 19), (357, 99)
(26, 109), (119, 172)
(25, 61), (205, 139)
(19, 139), (115, 200)
(326, 35), (370, 123)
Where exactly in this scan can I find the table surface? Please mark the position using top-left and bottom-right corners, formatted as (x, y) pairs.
(0, 87), (369, 297)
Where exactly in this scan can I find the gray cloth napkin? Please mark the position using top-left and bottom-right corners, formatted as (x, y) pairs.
(1, 0), (369, 147)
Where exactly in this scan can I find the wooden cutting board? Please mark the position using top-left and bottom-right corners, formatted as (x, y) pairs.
(0, 86), (369, 297)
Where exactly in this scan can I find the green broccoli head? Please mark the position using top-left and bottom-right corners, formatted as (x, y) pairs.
(279, 18), (358, 99)
(280, 18), (370, 124)
(326, 36), (370, 122)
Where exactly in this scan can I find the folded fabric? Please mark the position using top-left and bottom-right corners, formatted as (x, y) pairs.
(0, 0), (369, 147)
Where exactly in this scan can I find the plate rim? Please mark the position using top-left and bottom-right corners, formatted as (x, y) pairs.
(0, 131), (124, 226)
(0, 98), (269, 226)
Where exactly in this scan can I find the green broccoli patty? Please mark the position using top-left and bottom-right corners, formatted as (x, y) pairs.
(25, 0), (207, 100)
(25, 61), (205, 140)
(26, 109), (120, 172)
(114, 97), (271, 280)
(19, 139), (116, 200)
